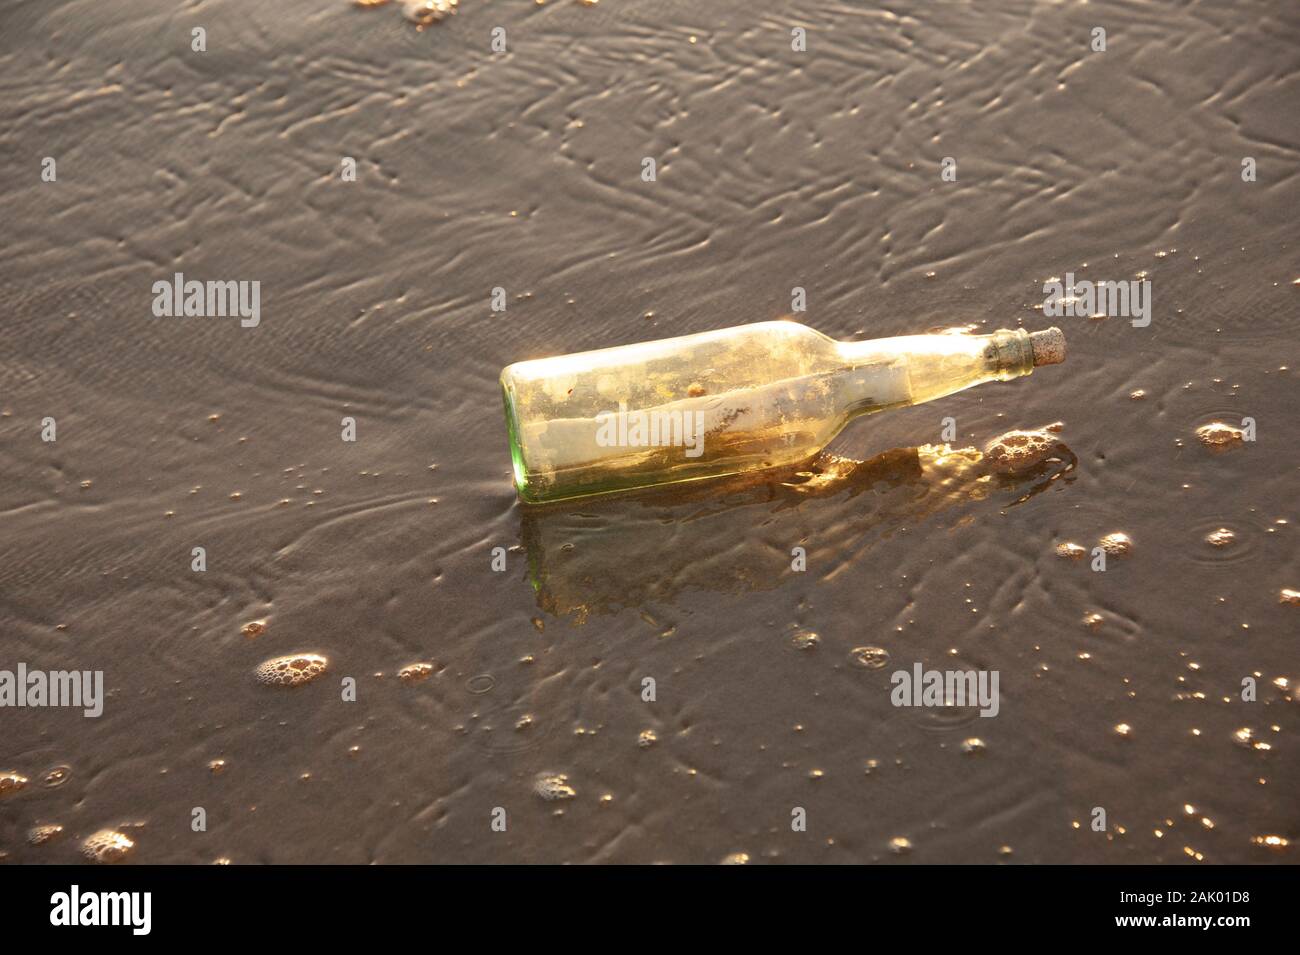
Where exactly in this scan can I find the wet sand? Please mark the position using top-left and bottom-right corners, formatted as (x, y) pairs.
(0, 0), (1297, 863)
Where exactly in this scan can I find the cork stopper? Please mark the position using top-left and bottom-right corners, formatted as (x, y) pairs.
(1029, 327), (1066, 366)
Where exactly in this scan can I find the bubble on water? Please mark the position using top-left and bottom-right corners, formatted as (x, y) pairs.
(466, 674), (495, 694)
(1204, 527), (1236, 548)
(1233, 727), (1270, 751)
(889, 836), (913, 854)
(241, 620), (267, 638)
(850, 646), (890, 669)
(533, 772), (577, 801)
(1056, 542), (1087, 559)
(81, 828), (135, 863)
(1251, 835), (1290, 849)
(1195, 422), (1244, 448)
(983, 428), (1062, 474)
(0, 772), (28, 797)
(720, 852), (750, 864)
(399, 662), (434, 683)
(1099, 532), (1133, 556)
(28, 824), (63, 846)
(960, 738), (985, 754)
(1280, 589), (1300, 607)
(402, 0), (457, 26)
(1082, 612), (1104, 630)
(42, 766), (70, 788)
(208, 759), (226, 775)
(1114, 723), (1133, 737)
(1129, 390), (1147, 400)
(791, 630), (819, 650)
(638, 729), (658, 748)
(255, 653), (329, 687)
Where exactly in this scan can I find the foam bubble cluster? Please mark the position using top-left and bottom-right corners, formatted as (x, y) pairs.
(28, 824), (63, 846)
(983, 429), (1061, 474)
(533, 772), (577, 801)
(81, 828), (135, 863)
(790, 630), (819, 650)
(1099, 532), (1133, 556)
(1205, 528), (1236, 548)
(402, 0), (457, 25)
(399, 662), (434, 683)
(0, 772), (28, 797)
(255, 653), (329, 687)
(1195, 422), (1244, 448)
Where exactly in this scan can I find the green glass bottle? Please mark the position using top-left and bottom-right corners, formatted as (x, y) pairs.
(500, 321), (1065, 504)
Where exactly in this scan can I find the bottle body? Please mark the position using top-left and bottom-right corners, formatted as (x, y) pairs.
(501, 321), (1048, 504)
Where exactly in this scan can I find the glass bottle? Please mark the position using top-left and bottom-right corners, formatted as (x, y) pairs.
(500, 321), (1065, 504)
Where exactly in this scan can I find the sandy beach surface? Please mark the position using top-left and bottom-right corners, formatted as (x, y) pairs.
(1, 0), (1296, 863)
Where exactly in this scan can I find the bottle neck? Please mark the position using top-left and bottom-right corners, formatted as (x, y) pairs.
(832, 329), (1035, 413)
(984, 329), (1035, 380)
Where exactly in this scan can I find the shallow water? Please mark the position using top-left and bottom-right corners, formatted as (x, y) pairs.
(0, 0), (1296, 863)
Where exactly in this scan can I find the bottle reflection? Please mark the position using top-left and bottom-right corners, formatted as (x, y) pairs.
(518, 439), (1075, 624)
